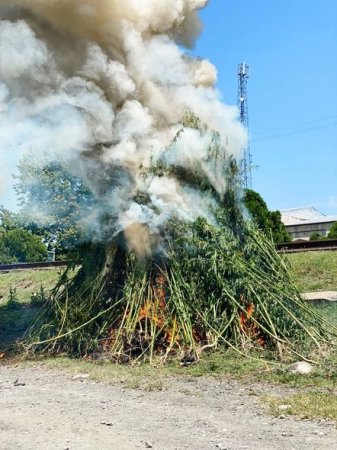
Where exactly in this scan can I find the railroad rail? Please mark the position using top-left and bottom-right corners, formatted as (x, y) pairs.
(0, 261), (70, 272)
(277, 239), (337, 253)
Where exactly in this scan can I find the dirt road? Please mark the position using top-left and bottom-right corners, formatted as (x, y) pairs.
(0, 364), (336, 450)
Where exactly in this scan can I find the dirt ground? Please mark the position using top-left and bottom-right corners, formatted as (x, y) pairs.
(1, 364), (337, 450)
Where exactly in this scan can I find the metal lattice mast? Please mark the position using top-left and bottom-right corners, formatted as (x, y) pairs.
(237, 62), (252, 189)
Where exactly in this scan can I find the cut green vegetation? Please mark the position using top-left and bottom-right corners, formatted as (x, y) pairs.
(25, 217), (337, 363)
(1, 251), (337, 361)
(286, 251), (337, 292)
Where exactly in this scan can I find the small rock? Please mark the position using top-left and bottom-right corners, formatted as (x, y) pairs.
(13, 379), (25, 387)
(278, 404), (292, 411)
(145, 441), (153, 448)
(288, 361), (313, 375)
(313, 431), (325, 436)
(101, 421), (113, 426)
(72, 373), (90, 381)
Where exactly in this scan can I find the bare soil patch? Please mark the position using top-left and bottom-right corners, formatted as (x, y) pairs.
(1, 363), (336, 450)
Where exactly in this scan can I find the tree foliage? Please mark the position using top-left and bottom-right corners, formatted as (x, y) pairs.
(0, 207), (18, 263)
(1, 228), (47, 263)
(0, 209), (47, 264)
(243, 189), (291, 243)
(309, 232), (322, 241)
(328, 222), (337, 239)
(0, 206), (18, 231)
(15, 157), (94, 255)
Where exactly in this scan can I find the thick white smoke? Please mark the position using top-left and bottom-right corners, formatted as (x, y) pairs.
(0, 0), (247, 254)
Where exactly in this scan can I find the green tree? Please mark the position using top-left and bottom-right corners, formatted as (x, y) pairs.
(243, 189), (270, 231)
(0, 207), (18, 263)
(328, 222), (337, 239)
(0, 231), (14, 264)
(269, 210), (291, 243)
(0, 227), (47, 263)
(309, 232), (321, 241)
(2, 228), (47, 262)
(15, 156), (94, 256)
(0, 206), (48, 263)
(0, 206), (18, 231)
(243, 189), (291, 243)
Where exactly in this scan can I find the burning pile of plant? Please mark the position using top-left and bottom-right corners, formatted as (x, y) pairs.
(1, 1), (336, 362)
(26, 203), (337, 363)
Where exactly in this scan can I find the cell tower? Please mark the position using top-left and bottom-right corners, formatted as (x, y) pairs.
(237, 62), (252, 189)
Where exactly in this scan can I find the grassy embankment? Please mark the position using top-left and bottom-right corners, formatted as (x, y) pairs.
(0, 268), (68, 347)
(1, 252), (337, 422)
(287, 251), (337, 292)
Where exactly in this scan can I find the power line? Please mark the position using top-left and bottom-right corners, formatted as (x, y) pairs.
(252, 115), (337, 137)
(251, 120), (337, 143)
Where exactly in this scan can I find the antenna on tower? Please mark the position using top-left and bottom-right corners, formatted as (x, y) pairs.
(237, 62), (252, 189)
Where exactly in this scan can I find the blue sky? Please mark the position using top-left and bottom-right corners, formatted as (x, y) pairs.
(194, 0), (337, 214)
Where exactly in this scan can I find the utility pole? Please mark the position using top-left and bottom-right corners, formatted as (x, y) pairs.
(237, 62), (252, 189)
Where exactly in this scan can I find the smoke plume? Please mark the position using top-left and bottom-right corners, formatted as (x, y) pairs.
(0, 1), (247, 255)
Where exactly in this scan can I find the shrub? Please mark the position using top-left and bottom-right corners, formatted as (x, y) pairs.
(328, 222), (337, 239)
(1, 228), (47, 263)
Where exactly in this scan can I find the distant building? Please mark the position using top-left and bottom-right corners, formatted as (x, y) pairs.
(280, 207), (337, 240)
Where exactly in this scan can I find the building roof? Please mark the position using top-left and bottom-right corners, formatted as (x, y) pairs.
(284, 215), (337, 227)
(280, 206), (337, 227)
(280, 207), (325, 225)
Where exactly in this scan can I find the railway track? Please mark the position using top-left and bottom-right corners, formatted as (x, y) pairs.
(276, 238), (337, 253)
(0, 261), (70, 272)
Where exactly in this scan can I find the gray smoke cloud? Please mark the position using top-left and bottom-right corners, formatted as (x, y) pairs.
(0, 0), (247, 254)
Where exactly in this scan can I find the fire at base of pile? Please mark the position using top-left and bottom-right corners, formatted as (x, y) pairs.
(26, 212), (336, 363)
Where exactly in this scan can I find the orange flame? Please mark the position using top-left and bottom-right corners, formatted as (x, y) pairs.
(137, 272), (169, 333)
(138, 300), (164, 327)
(239, 300), (265, 347)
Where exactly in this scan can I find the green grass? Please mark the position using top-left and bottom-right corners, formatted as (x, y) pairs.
(313, 303), (337, 327)
(265, 392), (337, 423)
(286, 251), (337, 292)
(0, 268), (64, 305)
(17, 345), (337, 390)
(0, 268), (75, 349)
